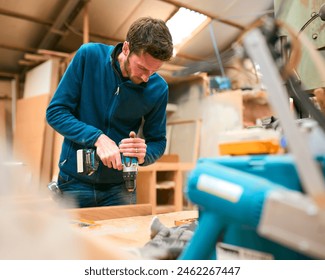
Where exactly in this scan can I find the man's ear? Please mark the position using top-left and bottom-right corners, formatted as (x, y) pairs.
(122, 41), (130, 56)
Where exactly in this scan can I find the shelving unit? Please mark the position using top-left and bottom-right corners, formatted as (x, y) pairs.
(136, 161), (194, 214)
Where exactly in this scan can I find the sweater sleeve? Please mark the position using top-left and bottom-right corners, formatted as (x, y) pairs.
(141, 84), (168, 166)
(46, 45), (103, 147)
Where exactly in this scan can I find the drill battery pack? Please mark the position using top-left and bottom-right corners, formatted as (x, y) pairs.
(77, 149), (99, 176)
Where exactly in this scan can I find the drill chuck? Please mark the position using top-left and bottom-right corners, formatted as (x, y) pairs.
(122, 156), (138, 192)
(121, 131), (139, 192)
(123, 172), (137, 191)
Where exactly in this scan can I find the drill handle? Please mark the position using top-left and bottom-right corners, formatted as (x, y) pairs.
(129, 131), (136, 139)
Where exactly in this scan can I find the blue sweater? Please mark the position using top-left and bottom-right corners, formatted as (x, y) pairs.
(46, 43), (168, 185)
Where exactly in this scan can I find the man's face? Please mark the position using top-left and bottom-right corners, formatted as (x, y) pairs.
(124, 48), (164, 84)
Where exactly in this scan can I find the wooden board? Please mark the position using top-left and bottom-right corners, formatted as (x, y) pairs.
(39, 59), (60, 187)
(91, 210), (198, 248)
(23, 59), (59, 98)
(168, 119), (201, 163)
(65, 204), (152, 221)
(13, 94), (50, 186)
(200, 91), (243, 157)
(0, 100), (6, 151)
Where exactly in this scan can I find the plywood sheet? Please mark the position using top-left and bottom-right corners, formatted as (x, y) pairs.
(13, 94), (50, 185)
(66, 204), (152, 221)
(200, 91), (243, 157)
(23, 59), (59, 98)
(0, 100), (6, 147)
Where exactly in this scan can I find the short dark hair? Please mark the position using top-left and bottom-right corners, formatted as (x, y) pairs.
(126, 17), (173, 61)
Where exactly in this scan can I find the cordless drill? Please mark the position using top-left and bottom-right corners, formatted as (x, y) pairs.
(121, 132), (138, 192)
(76, 132), (138, 192)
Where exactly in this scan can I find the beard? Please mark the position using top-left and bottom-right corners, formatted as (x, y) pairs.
(124, 57), (143, 84)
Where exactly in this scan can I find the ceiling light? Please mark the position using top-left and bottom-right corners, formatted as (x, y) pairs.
(166, 7), (207, 48)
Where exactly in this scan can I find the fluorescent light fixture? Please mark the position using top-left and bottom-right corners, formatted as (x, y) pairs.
(166, 7), (207, 48)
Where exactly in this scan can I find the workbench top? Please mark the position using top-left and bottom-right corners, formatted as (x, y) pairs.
(81, 210), (198, 249)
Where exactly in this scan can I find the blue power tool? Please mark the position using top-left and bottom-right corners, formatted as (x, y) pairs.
(121, 132), (138, 192)
(179, 155), (325, 260)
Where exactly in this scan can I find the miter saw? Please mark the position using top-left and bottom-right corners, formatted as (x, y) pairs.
(179, 17), (325, 260)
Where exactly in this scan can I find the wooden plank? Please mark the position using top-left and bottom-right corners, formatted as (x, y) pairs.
(13, 94), (50, 186)
(83, 1), (90, 44)
(157, 154), (179, 162)
(138, 162), (180, 172)
(65, 204), (152, 221)
(156, 205), (175, 214)
(0, 100), (6, 152)
(93, 210), (198, 248)
(168, 119), (202, 163)
(23, 59), (59, 98)
(24, 53), (48, 62)
(39, 59), (60, 187)
(37, 49), (71, 58)
(137, 170), (156, 205)
(18, 59), (38, 66)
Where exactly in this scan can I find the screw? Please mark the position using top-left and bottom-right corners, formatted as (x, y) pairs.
(312, 33), (318, 39)
(311, 12), (317, 17)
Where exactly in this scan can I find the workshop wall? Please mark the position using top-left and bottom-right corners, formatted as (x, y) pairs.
(168, 75), (243, 159)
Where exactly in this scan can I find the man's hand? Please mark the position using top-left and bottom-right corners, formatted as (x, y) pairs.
(119, 132), (147, 164)
(94, 134), (122, 170)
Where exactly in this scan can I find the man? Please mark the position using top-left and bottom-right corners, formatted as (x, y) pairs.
(46, 17), (173, 208)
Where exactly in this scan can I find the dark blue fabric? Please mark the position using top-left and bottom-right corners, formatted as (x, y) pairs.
(57, 171), (136, 208)
(46, 43), (168, 186)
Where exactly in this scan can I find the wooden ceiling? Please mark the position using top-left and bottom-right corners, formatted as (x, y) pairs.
(0, 0), (274, 78)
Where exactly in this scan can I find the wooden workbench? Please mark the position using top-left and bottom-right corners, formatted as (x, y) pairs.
(82, 210), (198, 249)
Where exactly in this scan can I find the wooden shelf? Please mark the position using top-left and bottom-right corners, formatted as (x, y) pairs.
(136, 161), (195, 215)
(156, 205), (176, 214)
(156, 180), (176, 189)
(138, 162), (195, 172)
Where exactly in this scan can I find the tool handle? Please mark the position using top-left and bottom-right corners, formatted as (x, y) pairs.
(129, 131), (136, 138)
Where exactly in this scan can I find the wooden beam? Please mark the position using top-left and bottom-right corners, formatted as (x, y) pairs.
(24, 53), (49, 62)
(0, 7), (52, 26)
(18, 60), (38, 66)
(83, 1), (90, 44)
(0, 43), (37, 53)
(38, 0), (89, 49)
(37, 49), (71, 58)
(0, 72), (17, 78)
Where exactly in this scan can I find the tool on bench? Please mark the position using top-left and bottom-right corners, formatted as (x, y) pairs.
(121, 131), (138, 192)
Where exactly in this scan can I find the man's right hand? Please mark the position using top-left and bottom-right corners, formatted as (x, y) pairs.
(94, 134), (123, 170)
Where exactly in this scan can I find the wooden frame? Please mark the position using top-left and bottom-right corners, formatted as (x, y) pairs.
(167, 118), (202, 163)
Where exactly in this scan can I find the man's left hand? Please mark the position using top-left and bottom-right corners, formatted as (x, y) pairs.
(119, 134), (147, 164)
